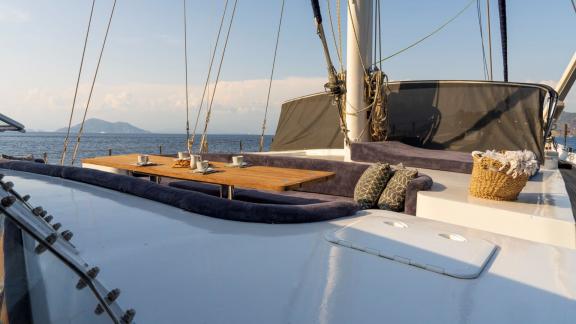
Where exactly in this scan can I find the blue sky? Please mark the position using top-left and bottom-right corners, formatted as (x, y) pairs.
(0, 0), (574, 133)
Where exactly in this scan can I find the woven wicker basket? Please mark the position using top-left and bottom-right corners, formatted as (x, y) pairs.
(469, 152), (529, 201)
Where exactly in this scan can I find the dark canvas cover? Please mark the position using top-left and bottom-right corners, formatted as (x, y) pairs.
(270, 93), (344, 151)
(271, 81), (556, 162)
(384, 81), (554, 162)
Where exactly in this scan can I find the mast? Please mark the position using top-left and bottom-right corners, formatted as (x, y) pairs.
(345, 0), (373, 160)
(497, 0), (508, 82)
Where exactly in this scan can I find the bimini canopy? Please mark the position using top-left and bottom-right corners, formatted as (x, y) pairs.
(0, 113), (25, 132)
(271, 80), (557, 162)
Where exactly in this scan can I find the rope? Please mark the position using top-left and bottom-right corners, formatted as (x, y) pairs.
(373, 0), (475, 65)
(189, 0), (230, 152)
(70, 0), (117, 165)
(259, 0), (285, 152)
(376, 0), (382, 70)
(183, 0), (191, 153)
(572, 0), (576, 14)
(486, 0), (493, 80)
(476, 0), (489, 79)
(326, 0), (343, 72)
(199, 0), (239, 152)
(60, 0), (96, 165)
(337, 0), (343, 73)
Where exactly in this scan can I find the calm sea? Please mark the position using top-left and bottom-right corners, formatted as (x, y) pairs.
(0, 132), (273, 165)
(560, 136), (576, 149)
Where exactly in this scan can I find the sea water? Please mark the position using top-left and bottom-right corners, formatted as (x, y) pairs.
(0, 132), (273, 165)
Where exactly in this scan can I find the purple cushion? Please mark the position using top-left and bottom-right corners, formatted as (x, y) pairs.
(351, 141), (473, 173)
(0, 161), (358, 223)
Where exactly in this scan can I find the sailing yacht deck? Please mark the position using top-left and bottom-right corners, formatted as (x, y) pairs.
(265, 150), (576, 249)
(2, 169), (575, 323)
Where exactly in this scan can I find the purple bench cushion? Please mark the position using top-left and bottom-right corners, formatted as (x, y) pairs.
(166, 180), (223, 197)
(0, 161), (359, 224)
(350, 141), (473, 174)
(181, 153), (433, 215)
(168, 180), (355, 205)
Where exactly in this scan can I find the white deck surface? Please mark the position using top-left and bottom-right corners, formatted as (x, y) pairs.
(3, 169), (576, 323)
(417, 168), (576, 249)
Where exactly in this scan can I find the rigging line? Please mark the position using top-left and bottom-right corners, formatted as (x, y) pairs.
(372, 1), (377, 64)
(259, 0), (285, 152)
(373, 0), (475, 65)
(486, 0), (493, 80)
(183, 0), (191, 153)
(326, 0), (343, 72)
(337, 0), (343, 74)
(70, 0), (118, 165)
(373, 0), (383, 69)
(60, 0), (96, 166)
(189, 0), (230, 151)
(572, 0), (576, 14)
(199, 0), (239, 151)
(476, 0), (489, 79)
(377, 0), (382, 70)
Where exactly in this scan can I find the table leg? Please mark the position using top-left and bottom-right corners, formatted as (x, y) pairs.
(227, 185), (234, 200)
(219, 185), (234, 199)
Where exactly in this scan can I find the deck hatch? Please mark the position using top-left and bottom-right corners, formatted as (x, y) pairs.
(325, 215), (497, 279)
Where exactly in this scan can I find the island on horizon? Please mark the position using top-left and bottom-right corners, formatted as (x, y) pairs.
(55, 118), (150, 134)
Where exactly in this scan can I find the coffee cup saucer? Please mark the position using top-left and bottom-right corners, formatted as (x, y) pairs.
(192, 167), (215, 174)
(225, 162), (249, 168)
(134, 161), (156, 167)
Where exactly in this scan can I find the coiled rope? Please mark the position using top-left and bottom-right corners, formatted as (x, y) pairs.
(60, 0), (96, 165)
(259, 0), (285, 152)
(70, 0), (118, 165)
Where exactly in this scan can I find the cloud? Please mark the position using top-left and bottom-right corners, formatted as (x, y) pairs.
(0, 5), (30, 23)
(0, 77), (327, 133)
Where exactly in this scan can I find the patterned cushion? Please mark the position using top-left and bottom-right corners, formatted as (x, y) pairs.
(378, 167), (418, 211)
(354, 163), (393, 209)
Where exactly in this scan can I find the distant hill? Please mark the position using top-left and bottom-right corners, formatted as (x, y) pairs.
(56, 118), (149, 134)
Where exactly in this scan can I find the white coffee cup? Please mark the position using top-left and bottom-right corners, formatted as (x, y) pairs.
(190, 155), (200, 169)
(232, 155), (244, 166)
(137, 155), (149, 164)
(197, 160), (209, 171)
(178, 151), (189, 160)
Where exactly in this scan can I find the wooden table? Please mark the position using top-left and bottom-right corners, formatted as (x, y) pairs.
(82, 154), (334, 199)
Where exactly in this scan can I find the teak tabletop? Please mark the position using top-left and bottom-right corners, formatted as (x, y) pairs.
(82, 154), (335, 192)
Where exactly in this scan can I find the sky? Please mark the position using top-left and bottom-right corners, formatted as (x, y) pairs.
(0, 0), (574, 134)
